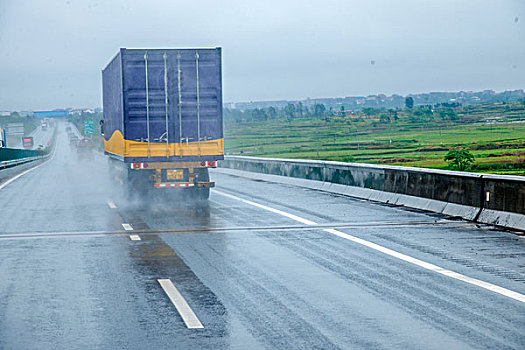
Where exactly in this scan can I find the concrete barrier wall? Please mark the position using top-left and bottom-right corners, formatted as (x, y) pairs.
(477, 174), (525, 230)
(219, 156), (525, 231)
(482, 175), (525, 214)
(0, 148), (39, 162)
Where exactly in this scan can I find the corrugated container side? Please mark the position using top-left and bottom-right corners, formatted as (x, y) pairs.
(103, 47), (223, 163)
(102, 50), (125, 159)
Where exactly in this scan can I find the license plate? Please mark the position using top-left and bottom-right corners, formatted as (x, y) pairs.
(166, 169), (184, 180)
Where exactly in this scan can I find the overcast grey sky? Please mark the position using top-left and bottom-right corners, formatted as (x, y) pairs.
(1, 0), (524, 110)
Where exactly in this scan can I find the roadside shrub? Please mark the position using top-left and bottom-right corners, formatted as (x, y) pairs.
(444, 149), (475, 171)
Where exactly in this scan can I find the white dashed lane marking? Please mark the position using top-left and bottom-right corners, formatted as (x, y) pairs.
(158, 279), (204, 329)
(121, 223), (133, 231)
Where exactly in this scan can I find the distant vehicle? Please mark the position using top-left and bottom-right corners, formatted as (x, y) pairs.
(41, 121), (48, 130)
(76, 138), (93, 159)
(65, 126), (72, 132)
(0, 128), (6, 148)
(102, 48), (223, 199)
(69, 135), (79, 147)
(22, 136), (34, 149)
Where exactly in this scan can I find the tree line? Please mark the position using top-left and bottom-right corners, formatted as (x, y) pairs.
(225, 101), (460, 124)
(225, 102), (331, 123)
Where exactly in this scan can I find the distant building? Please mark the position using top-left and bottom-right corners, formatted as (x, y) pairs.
(69, 108), (96, 115)
(337, 110), (356, 117)
(225, 89), (524, 112)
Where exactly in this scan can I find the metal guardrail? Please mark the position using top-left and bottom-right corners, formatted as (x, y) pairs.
(0, 124), (57, 169)
(0, 156), (42, 170)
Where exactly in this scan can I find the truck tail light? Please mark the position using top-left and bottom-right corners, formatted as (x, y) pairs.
(131, 163), (148, 169)
(200, 161), (217, 167)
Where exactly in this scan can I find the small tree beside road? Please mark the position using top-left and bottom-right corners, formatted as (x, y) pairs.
(444, 149), (475, 171)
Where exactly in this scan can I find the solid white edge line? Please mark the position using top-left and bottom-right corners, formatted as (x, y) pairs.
(0, 157), (50, 191)
(107, 200), (117, 209)
(212, 189), (525, 304)
(122, 223), (133, 231)
(157, 279), (204, 329)
(213, 189), (316, 225)
(129, 234), (141, 241)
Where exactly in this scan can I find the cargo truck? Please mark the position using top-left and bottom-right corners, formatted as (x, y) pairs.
(101, 48), (224, 199)
(22, 136), (34, 149)
(0, 128), (5, 148)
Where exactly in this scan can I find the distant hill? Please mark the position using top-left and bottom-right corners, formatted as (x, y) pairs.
(227, 89), (525, 111)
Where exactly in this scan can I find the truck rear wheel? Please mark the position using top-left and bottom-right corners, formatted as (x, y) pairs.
(193, 168), (210, 200)
(195, 188), (210, 200)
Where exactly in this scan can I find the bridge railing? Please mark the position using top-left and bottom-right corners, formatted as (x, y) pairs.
(219, 156), (525, 231)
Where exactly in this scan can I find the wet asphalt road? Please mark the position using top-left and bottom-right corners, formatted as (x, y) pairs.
(0, 124), (524, 349)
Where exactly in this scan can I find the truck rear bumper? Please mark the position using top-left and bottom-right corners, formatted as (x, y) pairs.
(153, 181), (215, 189)
(130, 160), (217, 169)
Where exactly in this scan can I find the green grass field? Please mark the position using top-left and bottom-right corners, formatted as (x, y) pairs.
(224, 102), (525, 175)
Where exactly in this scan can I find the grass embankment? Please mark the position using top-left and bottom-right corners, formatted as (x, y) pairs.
(224, 102), (525, 175)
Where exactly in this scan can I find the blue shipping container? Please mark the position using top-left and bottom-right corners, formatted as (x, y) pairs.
(102, 48), (224, 163)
